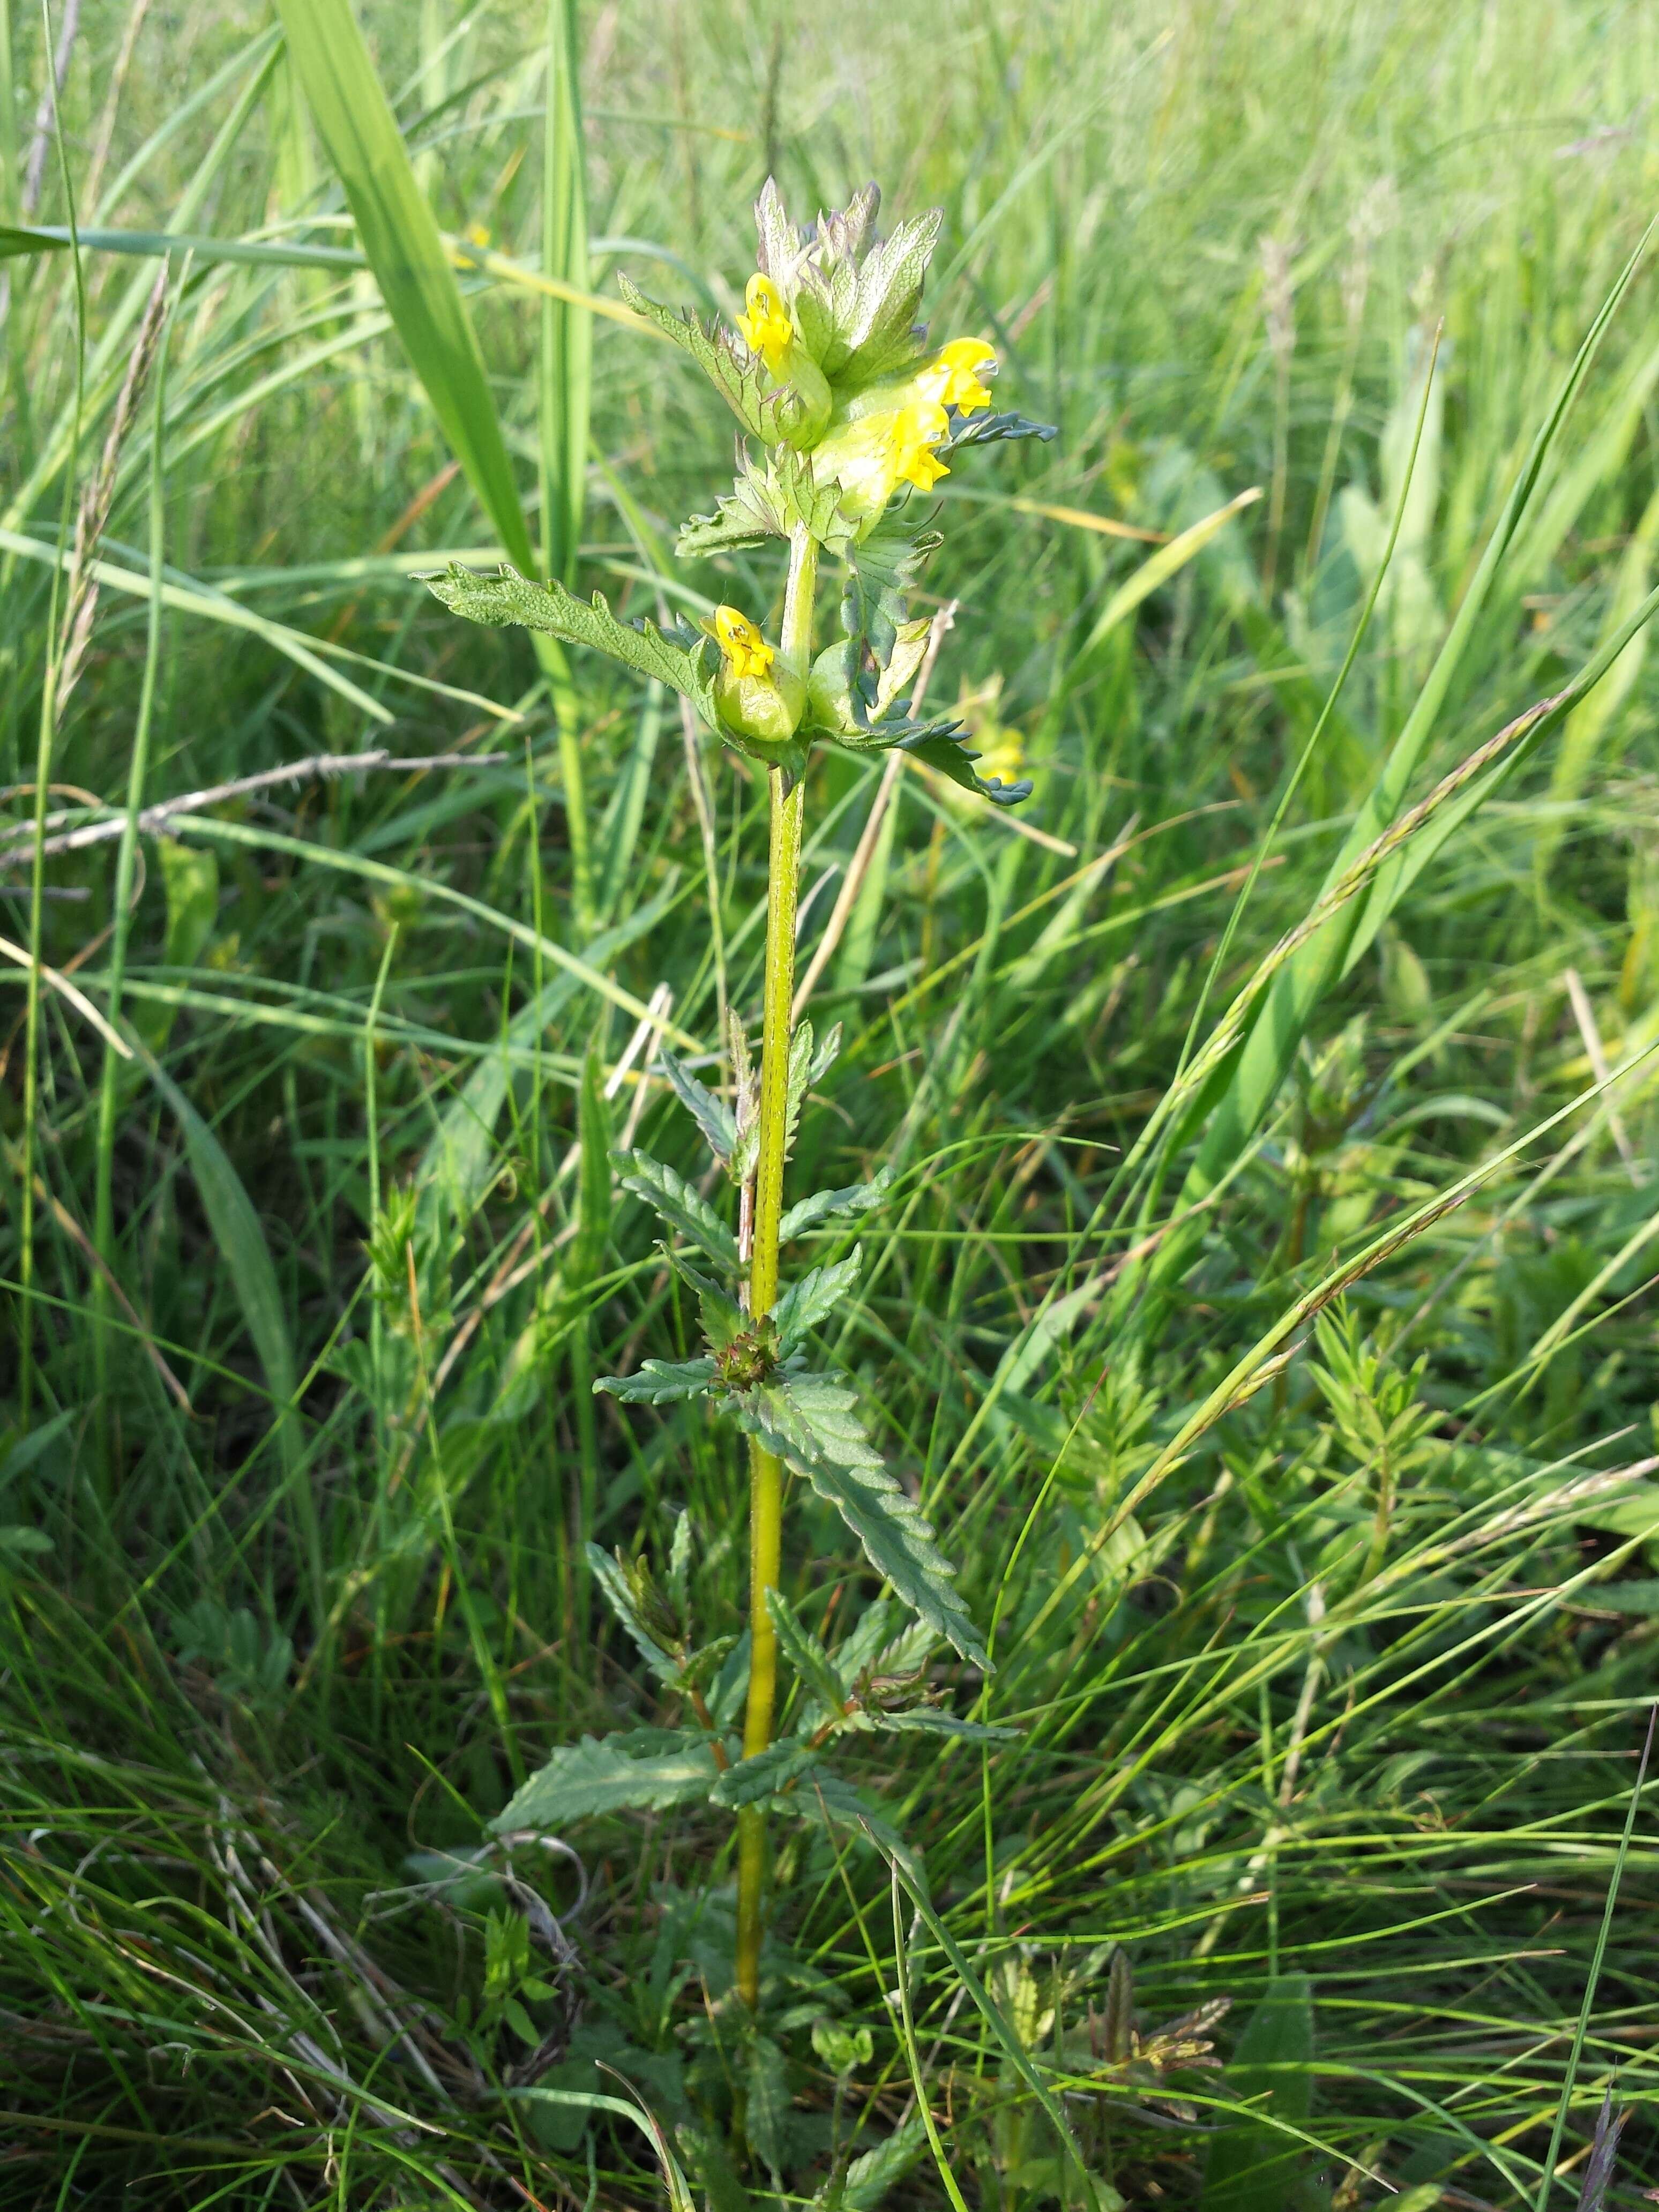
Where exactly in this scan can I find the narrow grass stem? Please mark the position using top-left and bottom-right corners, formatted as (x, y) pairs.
(93, 275), (171, 1490)
(735, 524), (814, 2011)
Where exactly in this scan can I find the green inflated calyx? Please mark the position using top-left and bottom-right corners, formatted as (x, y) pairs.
(711, 603), (806, 749)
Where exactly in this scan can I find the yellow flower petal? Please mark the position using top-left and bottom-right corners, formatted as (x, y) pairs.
(735, 273), (794, 373)
(917, 336), (997, 415)
(715, 604), (775, 681)
(887, 401), (951, 492)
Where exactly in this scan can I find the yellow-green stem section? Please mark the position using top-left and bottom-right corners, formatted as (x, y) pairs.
(735, 526), (815, 2009)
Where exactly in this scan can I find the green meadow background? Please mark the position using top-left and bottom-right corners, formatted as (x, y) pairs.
(5, 0), (1659, 2203)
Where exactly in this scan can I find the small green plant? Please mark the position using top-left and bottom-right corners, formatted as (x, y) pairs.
(425, 181), (1050, 2016)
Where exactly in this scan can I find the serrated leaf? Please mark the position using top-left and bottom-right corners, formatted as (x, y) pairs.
(842, 518), (941, 683)
(858, 1707), (1019, 1743)
(745, 2034), (791, 2180)
(614, 1149), (739, 1268)
(661, 1245), (747, 1352)
(808, 1022), (843, 1083)
(753, 177), (803, 287)
(618, 271), (825, 451)
(678, 449), (854, 561)
(491, 1729), (718, 1830)
(594, 1355), (718, 1403)
(778, 1167), (893, 1243)
(765, 1588), (847, 1716)
(709, 1736), (821, 1810)
(896, 726), (1033, 805)
(657, 1050), (736, 1163)
(423, 563), (716, 715)
(835, 208), (942, 387)
(943, 409), (1059, 452)
(784, 1018), (816, 1157)
(772, 1250), (863, 1354)
(781, 1766), (902, 1852)
(834, 2115), (930, 2212)
(721, 1371), (989, 1669)
(617, 272), (773, 439)
(587, 1544), (680, 1685)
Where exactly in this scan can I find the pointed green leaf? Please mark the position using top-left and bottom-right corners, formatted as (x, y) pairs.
(613, 1149), (739, 1268)
(892, 726), (1033, 805)
(765, 1589), (847, 1716)
(772, 1250), (863, 1355)
(422, 563), (715, 715)
(836, 2116), (930, 2212)
(661, 1245), (747, 1352)
(722, 1371), (990, 1669)
(778, 1167), (893, 1243)
(491, 1729), (718, 1830)
(942, 409), (1059, 452)
(708, 1737), (820, 1810)
(594, 1356), (718, 1404)
(617, 271), (823, 449)
(1201, 1975), (1315, 2212)
(586, 1545), (680, 1685)
(657, 1049), (737, 1163)
(836, 209), (942, 387)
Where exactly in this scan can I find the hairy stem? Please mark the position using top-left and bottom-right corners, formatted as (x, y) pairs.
(735, 524), (816, 2010)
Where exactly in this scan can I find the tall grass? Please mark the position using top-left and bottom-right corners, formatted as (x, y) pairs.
(5, 1), (1659, 2205)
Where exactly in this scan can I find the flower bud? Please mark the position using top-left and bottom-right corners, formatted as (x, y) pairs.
(712, 604), (806, 748)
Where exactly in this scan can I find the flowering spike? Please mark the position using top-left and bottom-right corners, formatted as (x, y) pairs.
(917, 337), (997, 415)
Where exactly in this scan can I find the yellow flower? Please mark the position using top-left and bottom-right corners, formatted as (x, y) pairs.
(714, 604), (775, 680)
(735, 274), (794, 372)
(889, 402), (952, 490)
(814, 400), (951, 527)
(916, 337), (997, 415)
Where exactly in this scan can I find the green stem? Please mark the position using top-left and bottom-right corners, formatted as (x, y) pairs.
(735, 524), (815, 2011)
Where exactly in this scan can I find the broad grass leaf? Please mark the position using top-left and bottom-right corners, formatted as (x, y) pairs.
(574, 1045), (611, 1286)
(539, 0), (589, 589)
(724, 1371), (990, 1669)
(272, 0), (537, 573)
(491, 1730), (719, 1830)
(1201, 1974), (1316, 2212)
(745, 2033), (791, 2178)
(862, 1708), (1018, 1743)
(612, 1150), (739, 1268)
